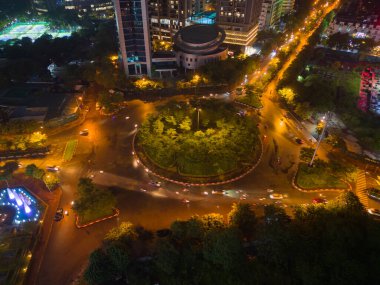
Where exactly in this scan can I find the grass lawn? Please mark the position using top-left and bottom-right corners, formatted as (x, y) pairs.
(78, 207), (114, 225)
(63, 139), (78, 162)
(236, 94), (263, 108)
(296, 163), (348, 189)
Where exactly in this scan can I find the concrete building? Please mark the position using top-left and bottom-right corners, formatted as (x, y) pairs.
(327, 0), (380, 42)
(114, 0), (152, 77)
(61, 0), (114, 15)
(281, 0), (294, 16)
(258, 0), (283, 31)
(148, 0), (207, 42)
(216, 0), (262, 48)
(174, 24), (227, 70)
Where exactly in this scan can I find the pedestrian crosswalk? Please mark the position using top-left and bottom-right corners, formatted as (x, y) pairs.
(356, 170), (368, 208)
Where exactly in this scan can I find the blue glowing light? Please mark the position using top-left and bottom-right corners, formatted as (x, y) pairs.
(0, 187), (40, 224)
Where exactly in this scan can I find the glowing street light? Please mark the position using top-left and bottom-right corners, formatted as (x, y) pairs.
(195, 108), (202, 129)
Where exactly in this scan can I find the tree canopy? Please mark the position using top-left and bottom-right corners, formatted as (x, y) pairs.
(137, 100), (260, 177)
(85, 195), (380, 285)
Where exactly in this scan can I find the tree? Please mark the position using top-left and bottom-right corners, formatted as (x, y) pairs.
(29, 131), (47, 146)
(228, 203), (257, 239)
(73, 178), (116, 220)
(203, 228), (244, 271)
(294, 102), (312, 120)
(300, 147), (314, 162)
(105, 244), (130, 274)
(25, 164), (45, 180)
(98, 91), (124, 114)
(179, 116), (192, 132)
(0, 161), (19, 180)
(278, 87), (296, 105)
(105, 222), (137, 243)
(201, 213), (225, 232)
(43, 173), (60, 190)
(84, 249), (116, 285)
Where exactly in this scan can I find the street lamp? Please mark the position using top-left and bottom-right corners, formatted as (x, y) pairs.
(309, 111), (330, 166)
(195, 108), (201, 129)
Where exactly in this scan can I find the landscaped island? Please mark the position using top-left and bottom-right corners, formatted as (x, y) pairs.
(136, 100), (261, 182)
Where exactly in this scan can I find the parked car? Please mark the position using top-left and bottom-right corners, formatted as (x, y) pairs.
(54, 208), (64, 221)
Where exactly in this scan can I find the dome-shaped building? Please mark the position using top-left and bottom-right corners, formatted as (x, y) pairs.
(174, 24), (227, 70)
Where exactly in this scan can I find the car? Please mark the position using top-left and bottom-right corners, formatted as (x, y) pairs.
(79, 129), (89, 136)
(149, 181), (161, 187)
(202, 191), (209, 195)
(54, 208), (64, 221)
(295, 138), (304, 144)
(47, 166), (60, 172)
(211, 190), (224, 195)
(367, 188), (380, 201)
(367, 208), (380, 217)
(181, 199), (190, 204)
(267, 189), (274, 193)
(269, 193), (284, 200)
(312, 198), (327, 204)
(140, 188), (147, 192)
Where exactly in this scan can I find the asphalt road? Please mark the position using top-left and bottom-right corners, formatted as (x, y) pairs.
(29, 90), (344, 285)
(27, 2), (365, 283)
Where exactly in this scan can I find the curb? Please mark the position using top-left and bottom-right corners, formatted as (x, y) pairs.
(75, 208), (120, 229)
(234, 100), (263, 110)
(291, 166), (352, 193)
(132, 131), (264, 187)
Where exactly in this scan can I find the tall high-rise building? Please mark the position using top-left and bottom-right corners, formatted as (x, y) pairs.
(148, 0), (207, 42)
(61, 0), (114, 15)
(114, 0), (152, 77)
(258, 0), (283, 31)
(281, 0), (294, 16)
(216, 0), (262, 47)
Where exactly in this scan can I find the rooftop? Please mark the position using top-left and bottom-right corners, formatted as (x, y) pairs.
(180, 25), (220, 44)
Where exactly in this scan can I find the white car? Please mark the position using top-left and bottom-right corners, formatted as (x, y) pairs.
(47, 166), (60, 172)
(269, 193), (284, 200)
(79, 129), (89, 136)
(368, 208), (380, 217)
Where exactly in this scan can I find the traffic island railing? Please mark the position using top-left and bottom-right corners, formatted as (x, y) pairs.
(292, 166), (352, 193)
(132, 132), (264, 187)
(75, 208), (120, 229)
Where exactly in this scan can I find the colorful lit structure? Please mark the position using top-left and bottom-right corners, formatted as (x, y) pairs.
(0, 187), (40, 224)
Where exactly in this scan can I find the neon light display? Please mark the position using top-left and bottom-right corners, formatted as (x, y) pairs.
(0, 187), (40, 224)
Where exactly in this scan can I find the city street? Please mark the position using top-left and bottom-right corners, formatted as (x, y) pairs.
(24, 1), (372, 284)
(27, 91), (343, 285)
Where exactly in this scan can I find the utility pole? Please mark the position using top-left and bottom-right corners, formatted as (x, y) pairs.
(309, 111), (330, 166)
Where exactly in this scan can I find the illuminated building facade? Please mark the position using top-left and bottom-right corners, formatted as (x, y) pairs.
(327, 0), (380, 42)
(114, 0), (152, 77)
(148, 0), (207, 42)
(258, 0), (283, 31)
(216, 0), (262, 48)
